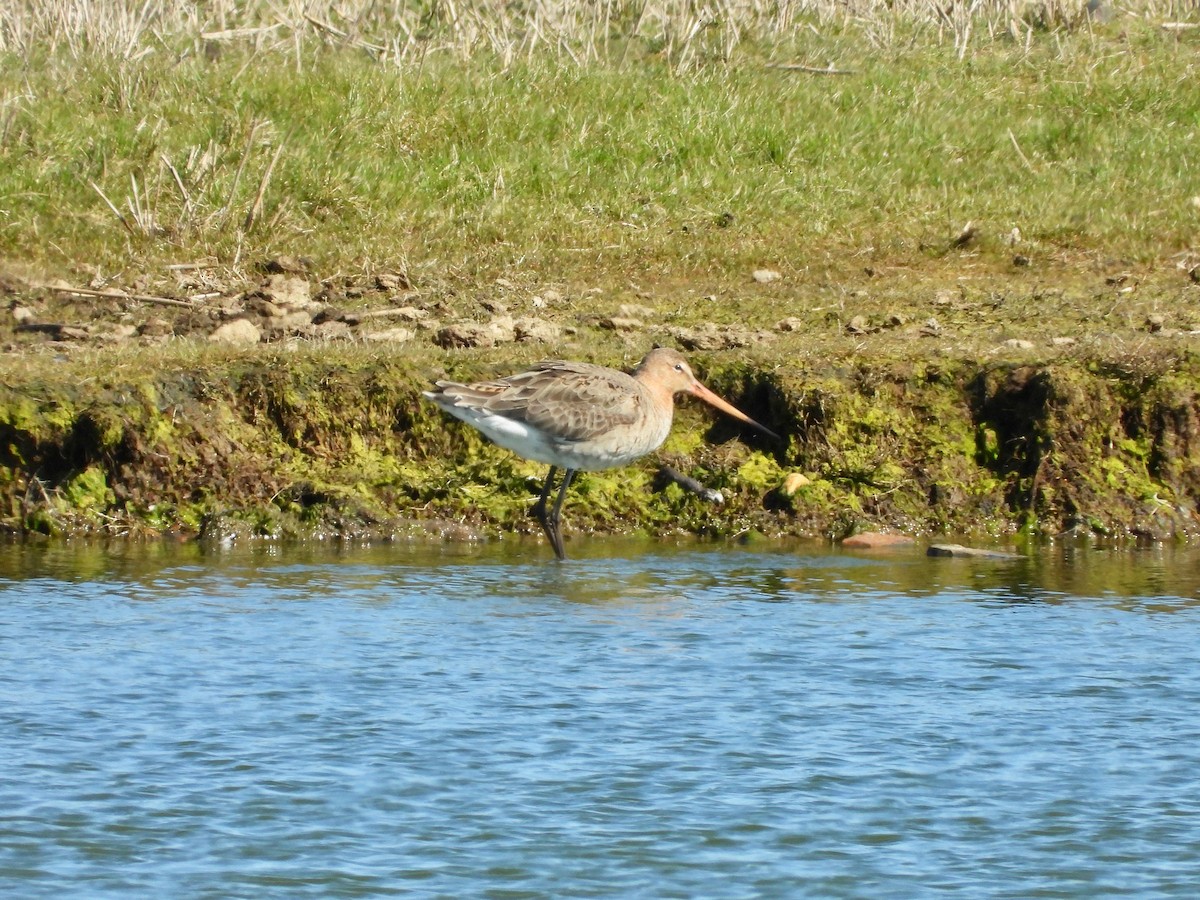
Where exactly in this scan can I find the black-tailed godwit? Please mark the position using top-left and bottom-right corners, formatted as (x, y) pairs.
(424, 348), (777, 559)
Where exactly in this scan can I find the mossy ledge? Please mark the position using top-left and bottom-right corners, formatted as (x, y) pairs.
(1, 344), (1197, 547)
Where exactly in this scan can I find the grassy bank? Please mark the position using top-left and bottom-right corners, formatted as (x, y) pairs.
(3, 340), (1198, 547)
(1, 3), (1199, 547)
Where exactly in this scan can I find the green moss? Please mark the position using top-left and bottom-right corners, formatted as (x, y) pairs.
(62, 466), (113, 511)
(0, 337), (1197, 543)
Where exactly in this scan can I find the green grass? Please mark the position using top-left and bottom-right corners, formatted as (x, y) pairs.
(2, 14), (1198, 288)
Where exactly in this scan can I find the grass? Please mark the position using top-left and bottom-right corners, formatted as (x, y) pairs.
(2, 6), (1198, 291)
(2, 2), (1199, 544)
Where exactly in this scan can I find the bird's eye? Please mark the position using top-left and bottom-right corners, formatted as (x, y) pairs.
(674, 363), (684, 371)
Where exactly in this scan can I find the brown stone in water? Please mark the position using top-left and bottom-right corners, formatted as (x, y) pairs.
(842, 532), (915, 549)
(927, 543), (1021, 559)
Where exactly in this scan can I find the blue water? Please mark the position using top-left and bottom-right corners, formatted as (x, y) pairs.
(2, 539), (1199, 898)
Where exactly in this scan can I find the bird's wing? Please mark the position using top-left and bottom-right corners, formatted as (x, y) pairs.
(442, 361), (645, 443)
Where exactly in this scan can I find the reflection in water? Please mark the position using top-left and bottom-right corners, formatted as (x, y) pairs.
(2, 536), (1198, 608)
(1, 537), (1200, 896)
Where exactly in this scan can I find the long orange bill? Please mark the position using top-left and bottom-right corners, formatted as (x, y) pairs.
(689, 382), (781, 441)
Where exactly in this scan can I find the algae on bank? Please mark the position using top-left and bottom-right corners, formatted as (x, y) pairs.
(2, 344), (1197, 546)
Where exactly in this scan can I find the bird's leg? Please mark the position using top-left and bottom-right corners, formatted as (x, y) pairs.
(531, 466), (558, 532)
(530, 466), (576, 560)
(544, 469), (575, 561)
(531, 466), (568, 559)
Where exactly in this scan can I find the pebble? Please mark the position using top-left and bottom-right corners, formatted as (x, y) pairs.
(779, 473), (811, 496)
(514, 317), (561, 343)
(842, 532), (915, 549)
(752, 269), (781, 284)
(260, 274), (311, 309)
(846, 315), (870, 335)
(209, 319), (262, 345)
(435, 323), (495, 349)
(361, 327), (416, 343)
(600, 316), (643, 332)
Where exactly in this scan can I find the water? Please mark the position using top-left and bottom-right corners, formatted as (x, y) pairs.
(2, 538), (1199, 898)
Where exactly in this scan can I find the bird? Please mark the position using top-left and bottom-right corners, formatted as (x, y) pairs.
(423, 347), (779, 559)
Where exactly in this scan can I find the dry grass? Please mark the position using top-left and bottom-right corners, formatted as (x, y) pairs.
(3, 1), (1197, 66)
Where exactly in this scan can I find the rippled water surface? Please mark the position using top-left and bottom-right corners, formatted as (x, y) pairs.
(2, 538), (1200, 898)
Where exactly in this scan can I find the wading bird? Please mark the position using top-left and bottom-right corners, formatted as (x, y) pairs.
(423, 348), (778, 560)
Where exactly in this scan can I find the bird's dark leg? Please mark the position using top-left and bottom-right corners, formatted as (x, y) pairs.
(530, 466), (575, 560)
(545, 469), (575, 560)
(531, 466), (558, 529)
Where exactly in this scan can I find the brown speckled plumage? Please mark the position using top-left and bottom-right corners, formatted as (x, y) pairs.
(424, 348), (777, 560)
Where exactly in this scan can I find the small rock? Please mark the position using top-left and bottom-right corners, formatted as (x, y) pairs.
(1013, 254), (1031, 267)
(480, 298), (508, 315)
(208, 319), (262, 345)
(752, 268), (781, 284)
(667, 324), (720, 350)
(494, 277), (515, 290)
(541, 289), (564, 304)
(619, 303), (655, 319)
(514, 317), (561, 343)
(927, 543), (1021, 559)
(260, 274), (311, 309)
(0, 272), (31, 294)
(600, 316), (643, 332)
(1006, 227), (1022, 245)
(138, 317), (174, 337)
(261, 256), (311, 274)
(1145, 313), (1166, 333)
(885, 312), (907, 328)
(278, 310), (315, 332)
(776, 317), (805, 332)
(10, 305), (35, 324)
(98, 324), (138, 342)
(248, 297), (285, 318)
(920, 317), (942, 337)
(362, 327), (416, 343)
(487, 315), (516, 343)
(1051, 336), (1077, 347)
(845, 315), (870, 335)
(1002, 338), (1035, 350)
(779, 473), (811, 496)
(932, 289), (960, 307)
(312, 306), (345, 325)
(435, 323), (494, 349)
(312, 320), (351, 341)
(376, 272), (410, 292)
(842, 532), (915, 549)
